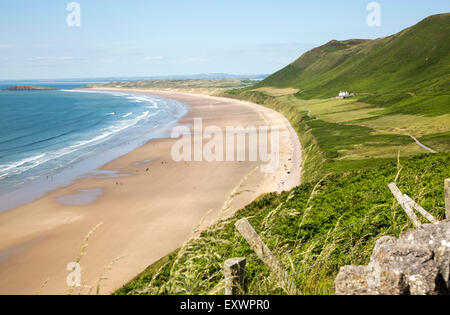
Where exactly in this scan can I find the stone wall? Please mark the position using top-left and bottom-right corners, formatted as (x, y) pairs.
(335, 220), (450, 295)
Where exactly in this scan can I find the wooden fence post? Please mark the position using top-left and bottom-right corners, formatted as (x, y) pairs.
(388, 183), (421, 228)
(224, 258), (246, 295)
(445, 179), (450, 220)
(235, 218), (298, 294)
(403, 194), (438, 224)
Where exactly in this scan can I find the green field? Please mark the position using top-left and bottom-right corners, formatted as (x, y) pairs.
(88, 78), (258, 96)
(116, 14), (449, 295)
(224, 89), (449, 181)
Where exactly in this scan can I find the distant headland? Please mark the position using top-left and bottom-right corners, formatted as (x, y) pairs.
(2, 85), (57, 91)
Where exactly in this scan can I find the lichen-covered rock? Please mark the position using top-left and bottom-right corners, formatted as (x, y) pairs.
(335, 220), (450, 295)
(335, 265), (408, 295)
(335, 266), (371, 295)
(401, 220), (450, 289)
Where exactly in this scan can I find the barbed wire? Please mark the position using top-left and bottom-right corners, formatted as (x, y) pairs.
(240, 210), (391, 294)
(249, 207), (392, 263)
(178, 186), (439, 294)
(180, 208), (393, 294)
(288, 232), (380, 278)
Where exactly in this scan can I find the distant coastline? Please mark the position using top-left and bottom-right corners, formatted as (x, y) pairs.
(2, 85), (57, 91)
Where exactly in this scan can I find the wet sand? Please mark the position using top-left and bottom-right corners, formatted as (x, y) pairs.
(0, 89), (302, 295)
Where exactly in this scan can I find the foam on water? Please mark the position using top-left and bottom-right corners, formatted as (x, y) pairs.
(0, 87), (188, 211)
(0, 153), (47, 174)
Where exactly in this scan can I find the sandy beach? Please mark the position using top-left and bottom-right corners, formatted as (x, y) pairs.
(0, 89), (302, 295)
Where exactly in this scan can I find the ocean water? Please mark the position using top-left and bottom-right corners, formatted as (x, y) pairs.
(0, 82), (188, 211)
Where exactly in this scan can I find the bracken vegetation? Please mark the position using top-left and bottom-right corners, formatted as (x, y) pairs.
(117, 153), (449, 295)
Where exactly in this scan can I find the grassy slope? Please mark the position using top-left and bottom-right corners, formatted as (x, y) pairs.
(116, 14), (450, 295)
(258, 14), (450, 100)
(117, 153), (449, 295)
(224, 89), (428, 181)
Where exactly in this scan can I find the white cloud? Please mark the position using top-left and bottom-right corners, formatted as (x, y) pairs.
(25, 56), (79, 61)
(176, 56), (206, 63)
(98, 58), (115, 64)
(144, 56), (164, 61)
(32, 44), (54, 48)
(142, 56), (164, 64)
(0, 44), (14, 50)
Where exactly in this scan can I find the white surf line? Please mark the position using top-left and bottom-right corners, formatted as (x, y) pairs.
(410, 135), (437, 154)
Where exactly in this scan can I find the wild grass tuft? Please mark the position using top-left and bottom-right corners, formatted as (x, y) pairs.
(117, 153), (449, 295)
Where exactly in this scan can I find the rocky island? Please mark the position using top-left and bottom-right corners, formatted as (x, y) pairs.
(2, 85), (56, 91)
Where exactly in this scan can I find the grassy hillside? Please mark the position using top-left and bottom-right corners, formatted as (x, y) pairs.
(258, 13), (450, 99)
(117, 153), (449, 295)
(116, 14), (449, 295)
(223, 88), (449, 182)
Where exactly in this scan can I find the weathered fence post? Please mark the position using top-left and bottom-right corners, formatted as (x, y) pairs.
(403, 194), (438, 224)
(445, 179), (450, 220)
(224, 258), (247, 295)
(388, 183), (421, 228)
(235, 218), (298, 294)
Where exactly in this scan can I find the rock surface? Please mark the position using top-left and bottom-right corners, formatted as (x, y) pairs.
(335, 220), (450, 295)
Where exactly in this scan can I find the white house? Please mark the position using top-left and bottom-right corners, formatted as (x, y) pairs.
(337, 91), (355, 99)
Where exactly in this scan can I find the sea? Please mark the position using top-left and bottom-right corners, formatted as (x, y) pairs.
(0, 81), (188, 212)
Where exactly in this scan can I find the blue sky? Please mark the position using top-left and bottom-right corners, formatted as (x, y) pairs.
(0, 0), (449, 80)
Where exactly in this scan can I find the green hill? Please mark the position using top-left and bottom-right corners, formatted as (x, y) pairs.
(258, 13), (450, 101)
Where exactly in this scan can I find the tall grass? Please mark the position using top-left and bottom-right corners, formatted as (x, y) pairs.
(117, 153), (449, 295)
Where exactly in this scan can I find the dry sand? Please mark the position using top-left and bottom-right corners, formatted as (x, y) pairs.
(0, 89), (302, 295)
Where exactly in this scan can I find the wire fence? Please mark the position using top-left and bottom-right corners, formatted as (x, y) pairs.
(241, 208), (393, 294)
(183, 207), (392, 295)
(288, 232), (380, 278)
(164, 178), (447, 295)
(249, 207), (392, 263)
